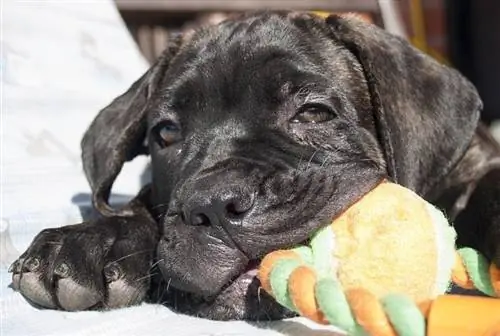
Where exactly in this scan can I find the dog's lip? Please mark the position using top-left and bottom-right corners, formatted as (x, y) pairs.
(242, 259), (260, 276)
(208, 258), (261, 301)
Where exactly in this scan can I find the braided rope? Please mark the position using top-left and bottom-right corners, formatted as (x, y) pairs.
(453, 248), (500, 296)
(259, 238), (500, 336)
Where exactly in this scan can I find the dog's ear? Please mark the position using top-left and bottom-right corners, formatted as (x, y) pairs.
(81, 41), (181, 216)
(325, 14), (482, 196)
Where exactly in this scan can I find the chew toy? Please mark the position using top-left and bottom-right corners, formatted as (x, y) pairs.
(258, 181), (500, 336)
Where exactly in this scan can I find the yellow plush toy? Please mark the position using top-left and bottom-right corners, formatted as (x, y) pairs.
(258, 181), (500, 336)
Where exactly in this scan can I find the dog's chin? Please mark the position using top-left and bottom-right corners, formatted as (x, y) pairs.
(198, 266), (295, 321)
(161, 263), (295, 321)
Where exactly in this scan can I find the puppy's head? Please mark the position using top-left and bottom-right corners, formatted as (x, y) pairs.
(81, 12), (481, 320)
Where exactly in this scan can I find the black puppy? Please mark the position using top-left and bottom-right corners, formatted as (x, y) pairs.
(10, 12), (500, 321)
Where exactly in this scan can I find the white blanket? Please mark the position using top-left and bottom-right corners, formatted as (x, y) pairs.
(0, 1), (343, 335)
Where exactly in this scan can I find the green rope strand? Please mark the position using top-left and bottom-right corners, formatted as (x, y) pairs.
(456, 247), (496, 297)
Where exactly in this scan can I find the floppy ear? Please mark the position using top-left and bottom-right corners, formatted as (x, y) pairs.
(325, 15), (482, 197)
(81, 41), (181, 216)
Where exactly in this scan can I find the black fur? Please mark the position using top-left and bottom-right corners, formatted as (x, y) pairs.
(10, 12), (500, 321)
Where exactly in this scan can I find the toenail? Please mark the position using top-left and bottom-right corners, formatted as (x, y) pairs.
(104, 263), (122, 283)
(24, 257), (40, 272)
(54, 263), (70, 278)
(8, 259), (22, 274)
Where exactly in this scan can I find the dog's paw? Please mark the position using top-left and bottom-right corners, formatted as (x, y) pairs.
(9, 214), (158, 311)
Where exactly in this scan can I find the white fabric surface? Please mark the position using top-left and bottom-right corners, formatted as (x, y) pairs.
(0, 1), (344, 335)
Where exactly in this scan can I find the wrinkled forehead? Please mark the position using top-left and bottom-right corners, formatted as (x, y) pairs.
(149, 15), (369, 124)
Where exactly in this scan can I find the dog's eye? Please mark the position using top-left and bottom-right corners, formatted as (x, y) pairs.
(291, 104), (335, 124)
(155, 121), (181, 147)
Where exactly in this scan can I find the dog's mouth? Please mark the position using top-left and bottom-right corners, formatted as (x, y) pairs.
(196, 257), (262, 304)
(242, 259), (261, 277)
(153, 252), (293, 320)
(193, 257), (293, 321)
(216, 258), (261, 296)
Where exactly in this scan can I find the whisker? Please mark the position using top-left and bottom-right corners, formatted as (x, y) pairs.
(149, 258), (164, 271)
(135, 272), (158, 282)
(110, 249), (153, 264)
(155, 278), (171, 304)
(155, 278), (171, 302)
(319, 155), (331, 169)
(305, 149), (320, 172)
(166, 277), (172, 292)
(257, 286), (262, 304)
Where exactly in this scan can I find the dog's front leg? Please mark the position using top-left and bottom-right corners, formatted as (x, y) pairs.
(9, 193), (159, 311)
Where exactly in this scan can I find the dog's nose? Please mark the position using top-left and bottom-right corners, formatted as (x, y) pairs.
(183, 186), (255, 227)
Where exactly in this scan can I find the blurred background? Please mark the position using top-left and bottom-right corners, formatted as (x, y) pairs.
(113, 0), (500, 133)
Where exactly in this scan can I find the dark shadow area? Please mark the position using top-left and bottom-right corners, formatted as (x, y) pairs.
(448, 283), (488, 297)
(70, 193), (133, 221)
(447, 0), (500, 125)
